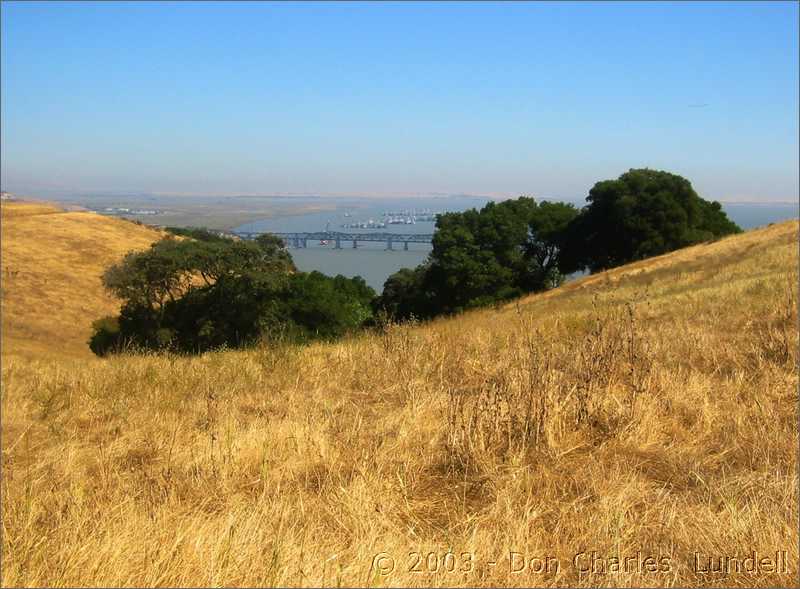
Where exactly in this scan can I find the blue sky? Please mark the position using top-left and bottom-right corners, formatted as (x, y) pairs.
(1, 1), (797, 201)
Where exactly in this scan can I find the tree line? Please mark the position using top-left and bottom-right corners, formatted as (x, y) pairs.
(90, 169), (740, 355)
(376, 168), (740, 320)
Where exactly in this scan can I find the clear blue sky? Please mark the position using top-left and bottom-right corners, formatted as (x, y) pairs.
(1, 1), (798, 201)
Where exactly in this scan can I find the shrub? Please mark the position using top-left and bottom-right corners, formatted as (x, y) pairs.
(88, 316), (122, 356)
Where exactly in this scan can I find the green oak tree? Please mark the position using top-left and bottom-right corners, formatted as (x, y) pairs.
(559, 169), (741, 273)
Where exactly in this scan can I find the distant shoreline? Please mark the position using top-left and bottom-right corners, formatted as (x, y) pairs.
(717, 200), (798, 206)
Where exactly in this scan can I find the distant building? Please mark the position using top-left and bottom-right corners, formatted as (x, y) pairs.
(0, 191), (14, 201)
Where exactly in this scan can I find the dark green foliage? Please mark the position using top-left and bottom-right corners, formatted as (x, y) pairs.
(164, 226), (231, 243)
(92, 234), (374, 355)
(373, 266), (433, 321)
(377, 169), (739, 322)
(283, 272), (376, 340)
(158, 270), (284, 351)
(523, 200), (580, 291)
(559, 169), (741, 273)
(88, 316), (122, 356)
(376, 197), (578, 320)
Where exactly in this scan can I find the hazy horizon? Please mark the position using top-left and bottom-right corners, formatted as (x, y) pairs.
(11, 189), (800, 206)
(2, 1), (798, 203)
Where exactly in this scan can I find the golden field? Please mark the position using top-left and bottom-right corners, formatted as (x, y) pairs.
(1, 201), (164, 359)
(1, 207), (798, 587)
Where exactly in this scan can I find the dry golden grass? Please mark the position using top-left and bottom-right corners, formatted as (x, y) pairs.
(1, 217), (798, 587)
(1, 201), (164, 359)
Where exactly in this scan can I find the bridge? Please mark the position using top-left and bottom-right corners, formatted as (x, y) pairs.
(233, 230), (434, 251)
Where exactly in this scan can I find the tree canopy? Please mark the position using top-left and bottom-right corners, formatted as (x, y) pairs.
(559, 169), (741, 273)
(375, 197), (578, 320)
(90, 234), (374, 355)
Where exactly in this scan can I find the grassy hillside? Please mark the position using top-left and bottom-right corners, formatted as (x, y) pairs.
(1, 217), (798, 587)
(1, 201), (164, 359)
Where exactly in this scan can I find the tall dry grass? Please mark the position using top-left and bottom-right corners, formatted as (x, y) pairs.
(1, 220), (798, 587)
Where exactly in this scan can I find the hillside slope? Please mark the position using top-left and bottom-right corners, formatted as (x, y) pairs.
(1, 218), (798, 587)
(1, 201), (164, 359)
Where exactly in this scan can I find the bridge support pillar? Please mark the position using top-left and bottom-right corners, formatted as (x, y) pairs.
(258, 232), (433, 250)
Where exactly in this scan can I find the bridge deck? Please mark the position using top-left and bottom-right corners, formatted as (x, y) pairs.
(234, 231), (434, 243)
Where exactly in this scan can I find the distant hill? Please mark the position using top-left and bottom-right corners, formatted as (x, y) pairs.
(1, 201), (164, 358)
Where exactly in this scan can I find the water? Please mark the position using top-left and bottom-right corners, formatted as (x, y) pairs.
(235, 196), (491, 291)
(234, 198), (798, 292)
(719, 202), (798, 230)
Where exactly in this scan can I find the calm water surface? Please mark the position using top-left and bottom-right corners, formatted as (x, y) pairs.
(236, 197), (488, 291)
(235, 199), (798, 292)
